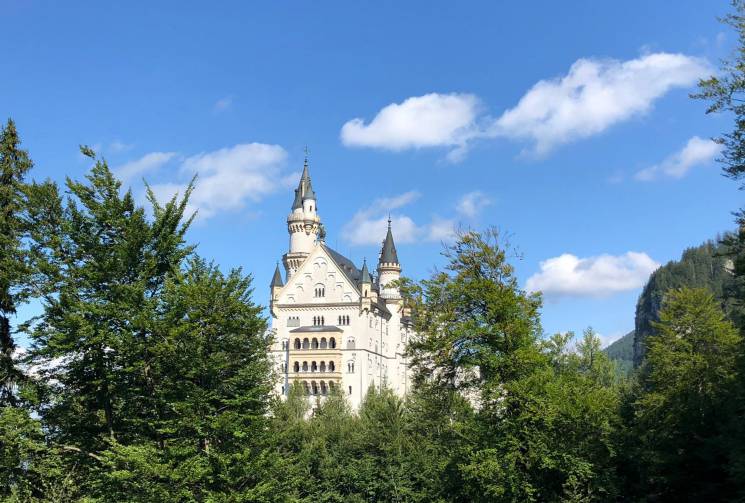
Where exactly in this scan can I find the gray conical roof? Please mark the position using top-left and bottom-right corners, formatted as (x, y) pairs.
(291, 188), (302, 210)
(360, 259), (371, 283)
(291, 156), (316, 208)
(380, 219), (399, 264)
(270, 263), (284, 288)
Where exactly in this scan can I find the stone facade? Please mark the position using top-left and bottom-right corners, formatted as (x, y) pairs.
(268, 158), (412, 409)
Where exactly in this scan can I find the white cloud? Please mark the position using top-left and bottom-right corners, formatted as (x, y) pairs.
(213, 95), (233, 112)
(343, 191), (422, 245)
(456, 191), (492, 218)
(340, 93), (481, 160)
(343, 191), (466, 246)
(340, 53), (709, 159)
(493, 53), (709, 155)
(634, 136), (721, 181)
(115, 152), (177, 183)
(526, 251), (659, 299)
(426, 217), (458, 242)
(147, 143), (288, 220)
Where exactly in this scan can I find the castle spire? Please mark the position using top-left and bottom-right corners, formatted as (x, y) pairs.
(270, 262), (284, 288)
(379, 218), (399, 265)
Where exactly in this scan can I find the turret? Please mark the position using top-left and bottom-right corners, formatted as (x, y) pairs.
(360, 259), (372, 298)
(377, 219), (401, 299)
(270, 263), (284, 314)
(283, 153), (321, 277)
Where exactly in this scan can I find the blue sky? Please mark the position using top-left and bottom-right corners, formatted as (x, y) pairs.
(2, 0), (741, 346)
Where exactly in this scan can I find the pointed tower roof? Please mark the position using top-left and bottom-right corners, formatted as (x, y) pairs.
(270, 263), (284, 288)
(360, 259), (371, 283)
(291, 188), (303, 210)
(380, 218), (399, 265)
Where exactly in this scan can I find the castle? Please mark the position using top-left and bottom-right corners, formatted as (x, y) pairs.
(268, 157), (413, 409)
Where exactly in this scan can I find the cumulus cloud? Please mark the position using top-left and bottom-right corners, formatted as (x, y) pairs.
(456, 191), (492, 218)
(115, 152), (177, 183)
(634, 136), (721, 181)
(340, 93), (481, 161)
(341, 53), (709, 159)
(493, 53), (709, 155)
(526, 252), (659, 299)
(146, 143), (288, 220)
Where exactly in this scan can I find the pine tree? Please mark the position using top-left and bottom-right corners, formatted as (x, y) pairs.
(0, 118), (33, 407)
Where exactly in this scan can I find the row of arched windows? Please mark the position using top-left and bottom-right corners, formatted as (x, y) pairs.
(292, 360), (337, 373)
(293, 337), (336, 350)
(302, 380), (335, 396)
(338, 315), (350, 325)
(312, 316), (325, 326)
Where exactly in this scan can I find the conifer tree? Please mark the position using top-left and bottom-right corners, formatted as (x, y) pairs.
(0, 118), (33, 407)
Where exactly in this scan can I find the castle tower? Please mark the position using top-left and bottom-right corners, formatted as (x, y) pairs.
(283, 156), (320, 278)
(377, 219), (401, 299)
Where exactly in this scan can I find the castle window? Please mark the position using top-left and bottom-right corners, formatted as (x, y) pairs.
(347, 361), (355, 373)
(320, 361), (326, 373)
(320, 381), (328, 395)
(329, 361), (335, 372)
(314, 285), (325, 298)
(311, 361), (318, 372)
(302, 338), (310, 349)
(302, 361), (308, 372)
(329, 337), (336, 349)
(281, 340), (287, 350)
(303, 381), (310, 395)
(293, 361), (300, 372)
(294, 338), (301, 350)
(312, 338), (319, 349)
(348, 385), (352, 395)
(338, 315), (350, 326)
(282, 362), (287, 373)
(311, 381), (318, 395)
(320, 337), (327, 349)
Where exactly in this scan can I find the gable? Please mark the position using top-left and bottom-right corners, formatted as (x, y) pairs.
(277, 245), (361, 305)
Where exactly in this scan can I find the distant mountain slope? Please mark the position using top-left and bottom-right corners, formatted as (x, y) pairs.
(604, 331), (634, 374)
(633, 240), (731, 366)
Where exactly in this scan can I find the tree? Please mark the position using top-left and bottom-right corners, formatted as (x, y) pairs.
(0, 118), (33, 407)
(25, 149), (193, 484)
(630, 288), (741, 500)
(402, 230), (622, 502)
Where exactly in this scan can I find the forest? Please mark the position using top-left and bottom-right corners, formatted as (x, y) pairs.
(3, 4), (745, 503)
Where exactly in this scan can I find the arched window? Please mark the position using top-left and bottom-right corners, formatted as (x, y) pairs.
(348, 385), (352, 395)
(320, 337), (327, 349)
(282, 362), (287, 372)
(320, 361), (326, 373)
(303, 381), (310, 395)
(321, 316), (325, 325)
(312, 338), (319, 349)
(311, 361), (318, 372)
(329, 381), (335, 391)
(320, 381), (328, 396)
(294, 338), (301, 349)
(347, 361), (355, 373)
(293, 361), (299, 372)
(329, 361), (335, 372)
(311, 381), (318, 395)
(329, 337), (336, 349)
(347, 337), (355, 350)
(302, 361), (308, 372)
(302, 338), (310, 349)
(281, 340), (287, 350)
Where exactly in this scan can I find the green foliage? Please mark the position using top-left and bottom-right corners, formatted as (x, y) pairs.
(0, 118), (34, 407)
(603, 331), (634, 375)
(633, 240), (730, 365)
(623, 288), (742, 500)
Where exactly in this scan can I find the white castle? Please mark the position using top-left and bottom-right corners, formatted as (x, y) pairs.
(268, 156), (413, 409)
